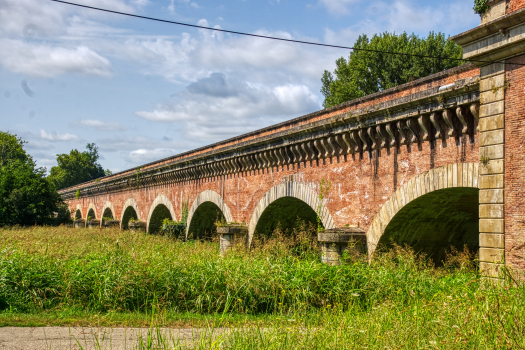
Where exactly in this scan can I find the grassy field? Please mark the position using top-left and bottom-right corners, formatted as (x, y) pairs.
(1, 226), (524, 349)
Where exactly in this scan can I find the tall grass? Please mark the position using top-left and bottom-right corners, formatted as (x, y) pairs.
(1, 225), (525, 348)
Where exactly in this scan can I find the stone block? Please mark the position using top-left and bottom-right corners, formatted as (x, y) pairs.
(479, 174), (504, 189)
(480, 144), (504, 160)
(480, 90), (505, 104)
(480, 219), (505, 233)
(479, 74), (506, 92)
(479, 189), (505, 204)
(479, 262), (504, 278)
(480, 159), (504, 175)
(479, 130), (504, 146)
(481, 0), (506, 24)
(480, 100), (505, 117)
(480, 62), (505, 78)
(479, 114), (504, 132)
(479, 233), (505, 248)
(479, 248), (505, 263)
(479, 204), (504, 219)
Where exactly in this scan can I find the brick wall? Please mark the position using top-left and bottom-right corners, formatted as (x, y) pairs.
(505, 54), (525, 270)
(508, 0), (525, 13)
(68, 132), (479, 237)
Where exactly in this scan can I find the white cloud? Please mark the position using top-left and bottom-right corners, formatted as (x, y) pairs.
(0, 39), (112, 77)
(40, 130), (79, 142)
(319, 0), (360, 15)
(128, 148), (177, 163)
(135, 73), (320, 141)
(73, 119), (127, 131)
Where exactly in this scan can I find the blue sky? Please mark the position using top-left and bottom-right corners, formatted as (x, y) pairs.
(0, 0), (479, 173)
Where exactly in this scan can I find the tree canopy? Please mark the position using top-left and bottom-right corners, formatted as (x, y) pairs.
(0, 132), (63, 226)
(48, 143), (111, 190)
(321, 32), (463, 108)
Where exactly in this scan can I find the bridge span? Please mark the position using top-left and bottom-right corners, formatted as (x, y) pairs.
(60, 1), (525, 277)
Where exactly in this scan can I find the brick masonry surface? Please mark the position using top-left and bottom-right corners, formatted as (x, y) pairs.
(505, 55), (525, 270)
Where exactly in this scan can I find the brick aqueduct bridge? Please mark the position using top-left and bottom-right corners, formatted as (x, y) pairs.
(61, 0), (525, 277)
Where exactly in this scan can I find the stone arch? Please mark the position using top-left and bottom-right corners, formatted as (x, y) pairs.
(100, 201), (116, 226)
(367, 162), (480, 259)
(248, 181), (336, 244)
(86, 203), (97, 219)
(185, 190), (234, 240)
(146, 195), (177, 233)
(120, 198), (140, 229)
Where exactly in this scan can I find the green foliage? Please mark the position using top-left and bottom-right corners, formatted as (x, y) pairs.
(102, 217), (114, 222)
(321, 32), (463, 108)
(75, 189), (80, 199)
(474, 0), (490, 14)
(160, 218), (186, 239)
(1, 227), (525, 348)
(48, 143), (107, 190)
(0, 132), (62, 226)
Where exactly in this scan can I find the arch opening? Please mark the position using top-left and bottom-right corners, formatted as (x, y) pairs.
(378, 187), (479, 264)
(254, 197), (321, 238)
(74, 209), (82, 220)
(122, 206), (139, 230)
(87, 208), (96, 220)
(102, 207), (114, 220)
(148, 204), (172, 234)
(187, 202), (225, 240)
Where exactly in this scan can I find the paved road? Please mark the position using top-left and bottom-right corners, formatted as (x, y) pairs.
(0, 327), (222, 349)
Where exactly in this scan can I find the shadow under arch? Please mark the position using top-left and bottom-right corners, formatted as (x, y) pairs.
(367, 162), (480, 264)
(74, 209), (82, 220)
(248, 181), (336, 245)
(186, 190), (233, 241)
(86, 203), (97, 220)
(101, 201), (115, 220)
(254, 196), (321, 237)
(147, 195), (177, 234)
(120, 198), (140, 230)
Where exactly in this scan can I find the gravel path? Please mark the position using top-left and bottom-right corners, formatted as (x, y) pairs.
(0, 327), (222, 349)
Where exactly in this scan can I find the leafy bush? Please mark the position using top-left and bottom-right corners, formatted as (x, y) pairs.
(474, 0), (490, 14)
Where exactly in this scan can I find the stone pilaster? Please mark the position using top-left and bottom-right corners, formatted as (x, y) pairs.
(478, 62), (506, 279)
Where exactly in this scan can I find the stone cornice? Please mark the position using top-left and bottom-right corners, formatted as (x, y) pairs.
(59, 75), (480, 200)
(451, 8), (525, 46)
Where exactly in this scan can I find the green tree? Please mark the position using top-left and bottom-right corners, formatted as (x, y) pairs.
(48, 143), (107, 190)
(321, 32), (463, 108)
(0, 132), (63, 226)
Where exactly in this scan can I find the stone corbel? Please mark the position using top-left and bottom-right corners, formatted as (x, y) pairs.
(397, 120), (407, 145)
(376, 124), (388, 149)
(294, 143), (304, 163)
(350, 130), (362, 154)
(470, 102), (480, 122)
(418, 114), (430, 142)
(442, 109), (457, 137)
(320, 138), (332, 158)
(385, 122), (396, 148)
(406, 118), (419, 144)
(301, 142), (311, 161)
(456, 106), (469, 135)
(341, 133), (355, 155)
(281, 147), (291, 165)
(367, 127), (378, 150)
(326, 136), (337, 157)
(314, 139), (325, 159)
(359, 128), (369, 152)
(430, 112), (443, 140)
(334, 134), (347, 155)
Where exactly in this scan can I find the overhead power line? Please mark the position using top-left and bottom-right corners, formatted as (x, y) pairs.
(50, 0), (522, 67)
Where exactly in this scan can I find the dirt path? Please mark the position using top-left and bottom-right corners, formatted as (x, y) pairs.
(0, 327), (220, 349)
